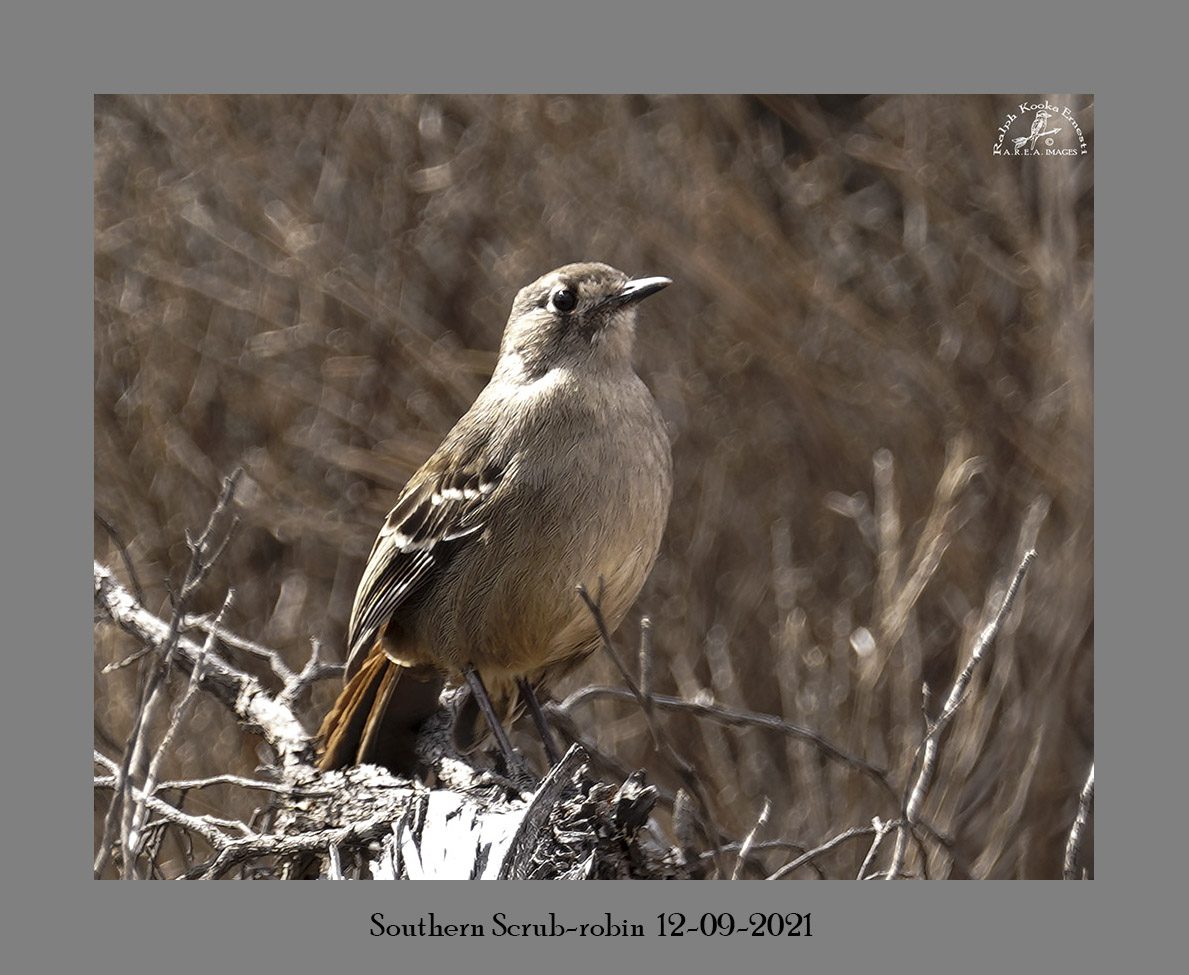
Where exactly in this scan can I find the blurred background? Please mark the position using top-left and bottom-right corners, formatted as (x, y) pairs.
(95, 94), (1092, 878)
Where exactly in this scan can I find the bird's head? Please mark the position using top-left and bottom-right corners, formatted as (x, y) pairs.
(495, 262), (670, 381)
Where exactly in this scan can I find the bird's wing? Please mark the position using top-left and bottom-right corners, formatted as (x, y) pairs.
(344, 447), (508, 679)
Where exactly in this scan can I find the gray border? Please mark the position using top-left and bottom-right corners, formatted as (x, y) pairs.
(4, 0), (1185, 971)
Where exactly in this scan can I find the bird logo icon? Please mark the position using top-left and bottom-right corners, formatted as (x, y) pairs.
(1012, 110), (1063, 151)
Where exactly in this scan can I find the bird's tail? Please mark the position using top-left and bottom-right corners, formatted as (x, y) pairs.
(316, 649), (444, 775)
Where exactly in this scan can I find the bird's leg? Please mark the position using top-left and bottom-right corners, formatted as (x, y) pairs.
(517, 676), (562, 766)
(463, 667), (522, 776)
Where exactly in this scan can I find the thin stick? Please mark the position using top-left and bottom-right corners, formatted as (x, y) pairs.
(888, 548), (1036, 879)
(638, 616), (654, 703)
(576, 586), (725, 876)
(1063, 763), (1094, 879)
(576, 586), (660, 745)
(157, 774), (329, 797)
(732, 797), (771, 879)
(94, 561), (312, 767)
(278, 637), (343, 709)
(556, 684), (896, 803)
(128, 590), (233, 862)
(768, 825), (880, 880)
(95, 512), (147, 606)
(96, 471), (243, 878)
(184, 612), (296, 685)
(857, 817), (895, 879)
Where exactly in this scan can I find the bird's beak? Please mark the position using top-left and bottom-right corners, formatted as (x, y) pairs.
(608, 275), (672, 307)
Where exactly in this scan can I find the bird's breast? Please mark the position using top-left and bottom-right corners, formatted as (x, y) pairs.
(425, 373), (672, 675)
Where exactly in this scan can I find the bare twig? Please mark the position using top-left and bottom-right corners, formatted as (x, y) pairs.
(768, 824), (881, 880)
(94, 512), (146, 606)
(576, 586), (725, 875)
(184, 612), (296, 685)
(638, 616), (654, 702)
(549, 705), (836, 879)
(696, 839), (826, 879)
(577, 586), (659, 746)
(94, 752), (119, 775)
(96, 471), (244, 878)
(556, 684), (896, 803)
(879, 438), (984, 649)
(1063, 763), (1094, 879)
(95, 752), (246, 849)
(188, 810), (397, 879)
(94, 560), (313, 768)
(888, 548), (1037, 878)
(157, 774), (330, 797)
(279, 637), (344, 709)
(177, 471), (243, 602)
(97, 572), (679, 879)
(128, 590), (233, 862)
(873, 448), (901, 621)
(732, 797), (771, 879)
(857, 817), (896, 879)
(101, 643), (157, 674)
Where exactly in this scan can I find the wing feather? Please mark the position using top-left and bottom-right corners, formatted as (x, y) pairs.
(344, 450), (507, 679)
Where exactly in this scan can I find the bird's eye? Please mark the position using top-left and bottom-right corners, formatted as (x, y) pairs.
(549, 287), (577, 313)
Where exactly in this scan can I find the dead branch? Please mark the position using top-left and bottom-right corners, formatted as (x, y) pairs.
(95, 554), (680, 879)
(577, 585), (725, 875)
(768, 824), (881, 880)
(92, 472), (1059, 880)
(554, 684), (896, 802)
(97, 471), (243, 878)
(95, 560), (313, 768)
(1063, 763), (1094, 879)
(732, 797), (771, 879)
(887, 548), (1037, 878)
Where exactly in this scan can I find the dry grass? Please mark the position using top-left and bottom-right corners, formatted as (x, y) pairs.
(95, 94), (1093, 878)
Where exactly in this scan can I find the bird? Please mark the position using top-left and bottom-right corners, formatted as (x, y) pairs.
(1013, 110), (1055, 151)
(316, 262), (673, 776)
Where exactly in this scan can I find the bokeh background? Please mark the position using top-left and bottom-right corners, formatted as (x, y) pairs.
(95, 94), (1093, 878)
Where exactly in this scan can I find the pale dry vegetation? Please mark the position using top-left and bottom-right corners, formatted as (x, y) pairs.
(95, 94), (1093, 878)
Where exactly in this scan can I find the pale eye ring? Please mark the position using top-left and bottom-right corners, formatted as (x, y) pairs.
(549, 287), (577, 313)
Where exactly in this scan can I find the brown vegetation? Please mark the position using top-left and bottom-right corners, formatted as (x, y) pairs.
(95, 94), (1093, 878)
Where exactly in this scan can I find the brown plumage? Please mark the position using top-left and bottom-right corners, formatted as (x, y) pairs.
(317, 262), (673, 774)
